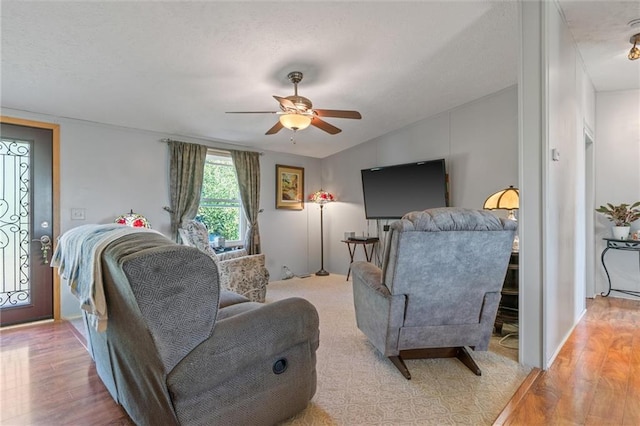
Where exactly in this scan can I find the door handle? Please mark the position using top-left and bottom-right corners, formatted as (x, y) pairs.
(32, 235), (52, 264)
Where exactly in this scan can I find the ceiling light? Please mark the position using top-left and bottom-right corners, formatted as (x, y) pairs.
(628, 20), (640, 61)
(279, 113), (311, 131)
(629, 33), (640, 60)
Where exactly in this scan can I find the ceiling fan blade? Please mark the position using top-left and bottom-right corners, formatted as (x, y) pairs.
(311, 117), (342, 135)
(226, 111), (278, 114)
(314, 109), (362, 119)
(273, 95), (298, 111)
(265, 121), (284, 135)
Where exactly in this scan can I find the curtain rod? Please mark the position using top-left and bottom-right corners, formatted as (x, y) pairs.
(160, 138), (264, 155)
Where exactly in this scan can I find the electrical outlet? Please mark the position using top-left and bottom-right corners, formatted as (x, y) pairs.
(71, 208), (86, 220)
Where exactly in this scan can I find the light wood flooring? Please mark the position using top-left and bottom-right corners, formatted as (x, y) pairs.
(1, 295), (638, 425)
(496, 296), (640, 425)
(0, 320), (133, 425)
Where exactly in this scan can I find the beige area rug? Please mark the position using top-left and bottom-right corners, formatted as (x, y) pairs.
(266, 274), (531, 426)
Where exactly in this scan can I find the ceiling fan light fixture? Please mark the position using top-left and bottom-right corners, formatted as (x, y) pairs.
(279, 113), (312, 131)
(227, 71), (361, 136)
(628, 33), (640, 60)
(628, 20), (640, 60)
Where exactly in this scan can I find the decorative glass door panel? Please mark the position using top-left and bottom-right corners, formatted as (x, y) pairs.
(0, 139), (31, 307)
(0, 123), (53, 326)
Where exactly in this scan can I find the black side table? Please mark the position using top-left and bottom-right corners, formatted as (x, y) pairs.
(600, 238), (640, 298)
(341, 238), (379, 281)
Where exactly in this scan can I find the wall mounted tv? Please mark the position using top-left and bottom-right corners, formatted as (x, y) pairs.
(361, 159), (448, 220)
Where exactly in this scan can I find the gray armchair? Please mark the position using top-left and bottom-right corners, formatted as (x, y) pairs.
(351, 207), (516, 379)
(179, 220), (269, 302)
(71, 230), (318, 425)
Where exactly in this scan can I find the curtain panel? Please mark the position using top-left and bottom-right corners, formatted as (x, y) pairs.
(167, 141), (207, 242)
(230, 150), (262, 254)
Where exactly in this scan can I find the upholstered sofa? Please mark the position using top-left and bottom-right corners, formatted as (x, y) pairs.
(179, 220), (269, 303)
(56, 227), (319, 425)
(352, 207), (516, 379)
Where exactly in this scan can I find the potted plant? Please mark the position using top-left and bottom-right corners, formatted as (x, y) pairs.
(595, 201), (640, 240)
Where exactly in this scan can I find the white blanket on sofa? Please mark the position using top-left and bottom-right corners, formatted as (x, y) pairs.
(51, 224), (160, 331)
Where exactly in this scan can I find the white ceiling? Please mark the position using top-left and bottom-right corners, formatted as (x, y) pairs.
(558, 0), (640, 91)
(1, 1), (638, 158)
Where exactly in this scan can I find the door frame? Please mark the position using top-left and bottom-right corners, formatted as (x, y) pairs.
(584, 126), (595, 298)
(1, 116), (60, 321)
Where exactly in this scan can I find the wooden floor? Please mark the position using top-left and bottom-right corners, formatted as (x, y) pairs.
(496, 296), (640, 425)
(1, 295), (638, 426)
(0, 320), (133, 425)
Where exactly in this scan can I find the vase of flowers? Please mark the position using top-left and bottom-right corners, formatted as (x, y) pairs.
(595, 202), (640, 240)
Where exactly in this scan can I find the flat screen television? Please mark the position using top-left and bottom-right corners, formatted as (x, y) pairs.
(361, 159), (448, 219)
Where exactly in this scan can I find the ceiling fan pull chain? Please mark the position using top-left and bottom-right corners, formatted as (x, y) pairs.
(290, 129), (297, 144)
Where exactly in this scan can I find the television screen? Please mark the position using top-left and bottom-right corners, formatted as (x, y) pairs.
(361, 159), (448, 219)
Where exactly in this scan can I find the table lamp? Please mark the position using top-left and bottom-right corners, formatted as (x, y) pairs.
(115, 209), (151, 228)
(483, 186), (519, 251)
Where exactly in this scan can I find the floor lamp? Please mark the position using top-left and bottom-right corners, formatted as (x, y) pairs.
(309, 190), (335, 276)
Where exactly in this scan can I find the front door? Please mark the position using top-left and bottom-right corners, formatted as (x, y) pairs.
(1, 122), (55, 326)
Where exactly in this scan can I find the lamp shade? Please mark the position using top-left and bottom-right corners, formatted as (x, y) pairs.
(483, 186), (519, 211)
(484, 186), (520, 251)
(309, 190), (335, 205)
(115, 209), (151, 228)
(279, 113), (312, 131)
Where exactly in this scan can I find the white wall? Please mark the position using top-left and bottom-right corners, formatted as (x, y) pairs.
(544, 2), (580, 364)
(1, 107), (320, 318)
(259, 152), (322, 278)
(594, 90), (640, 297)
(539, 1), (595, 367)
(320, 86), (518, 277)
(518, 0), (596, 369)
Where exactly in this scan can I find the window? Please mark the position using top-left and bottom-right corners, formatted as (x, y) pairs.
(197, 151), (244, 246)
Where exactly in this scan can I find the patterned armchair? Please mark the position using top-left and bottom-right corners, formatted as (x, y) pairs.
(179, 220), (269, 302)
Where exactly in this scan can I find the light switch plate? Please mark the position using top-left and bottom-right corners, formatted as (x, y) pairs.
(71, 208), (86, 220)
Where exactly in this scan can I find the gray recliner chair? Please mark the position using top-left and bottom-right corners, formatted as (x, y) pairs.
(63, 230), (318, 425)
(351, 207), (516, 379)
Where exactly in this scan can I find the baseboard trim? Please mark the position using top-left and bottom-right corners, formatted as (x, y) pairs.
(492, 367), (543, 425)
(65, 319), (89, 351)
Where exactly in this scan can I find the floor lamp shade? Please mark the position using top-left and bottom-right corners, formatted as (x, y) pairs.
(309, 190), (335, 276)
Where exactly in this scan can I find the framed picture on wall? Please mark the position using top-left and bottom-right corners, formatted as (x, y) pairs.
(276, 164), (304, 210)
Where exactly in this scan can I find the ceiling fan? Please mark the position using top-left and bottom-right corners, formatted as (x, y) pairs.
(226, 71), (362, 135)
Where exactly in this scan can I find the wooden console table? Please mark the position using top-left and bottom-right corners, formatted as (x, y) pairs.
(341, 238), (379, 281)
(600, 238), (640, 298)
(494, 251), (518, 334)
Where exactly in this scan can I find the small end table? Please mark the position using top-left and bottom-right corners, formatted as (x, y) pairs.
(341, 238), (379, 281)
(600, 238), (640, 298)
